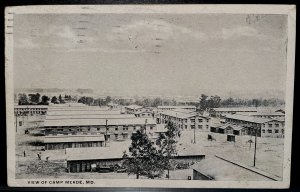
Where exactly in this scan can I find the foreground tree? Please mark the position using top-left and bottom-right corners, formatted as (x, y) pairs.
(156, 121), (178, 179)
(122, 130), (165, 179)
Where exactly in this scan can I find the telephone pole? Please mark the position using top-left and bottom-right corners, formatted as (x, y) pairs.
(144, 119), (148, 134)
(105, 119), (108, 147)
(253, 125), (258, 167)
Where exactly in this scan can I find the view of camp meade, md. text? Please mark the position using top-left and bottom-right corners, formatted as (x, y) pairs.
(5, 5), (295, 188)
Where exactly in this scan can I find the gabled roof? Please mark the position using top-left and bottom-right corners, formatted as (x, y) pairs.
(224, 114), (274, 124)
(66, 146), (126, 161)
(43, 118), (156, 127)
(159, 110), (209, 119)
(212, 107), (258, 112)
(45, 114), (135, 120)
(191, 156), (274, 181)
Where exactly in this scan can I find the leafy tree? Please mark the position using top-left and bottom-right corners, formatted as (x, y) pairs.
(51, 96), (58, 104)
(39, 95), (50, 105)
(199, 94), (221, 112)
(152, 97), (162, 107)
(29, 93), (40, 104)
(58, 94), (65, 103)
(105, 96), (112, 105)
(18, 93), (29, 105)
(122, 130), (165, 179)
(156, 121), (178, 179)
(199, 94), (208, 111)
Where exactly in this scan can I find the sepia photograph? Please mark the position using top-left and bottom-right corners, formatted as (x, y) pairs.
(5, 5), (295, 188)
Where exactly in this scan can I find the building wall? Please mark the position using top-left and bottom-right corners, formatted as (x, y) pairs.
(67, 155), (205, 173)
(45, 141), (103, 150)
(67, 159), (123, 173)
(157, 114), (210, 131)
(225, 117), (284, 138)
(261, 120), (285, 138)
(44, 124), (157, 141)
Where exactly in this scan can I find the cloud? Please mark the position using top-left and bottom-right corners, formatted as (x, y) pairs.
(221, 26), (259, 40)
(14, 38), (39, 48)
(108, 19), (205, 43)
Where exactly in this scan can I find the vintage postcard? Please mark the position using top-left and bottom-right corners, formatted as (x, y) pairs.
(5, 5), (295, 188)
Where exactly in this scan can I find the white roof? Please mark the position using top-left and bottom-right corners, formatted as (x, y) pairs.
(218, 124), (245, 131)
(14, 105), (48, 109)
(47, 106), (112, 111)
(160, 110), (208, 119)
(155, 124), (168, 133)
(66, 146), (126, 161)
(45, 114), (135, 120)
(224, 114), (284, 124)
(66, 145), (204, 161)
(47, 110), (121, 116)
(191, 156), (274, 181)
(44, 134), (105, 143)
(43, 118), (156, 127)
(212, 107), (258, 112)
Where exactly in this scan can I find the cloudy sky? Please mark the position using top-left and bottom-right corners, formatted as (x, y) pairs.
(13, 13), (287, 97)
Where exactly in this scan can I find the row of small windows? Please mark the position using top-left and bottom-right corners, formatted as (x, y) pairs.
(50, 126), (154, 132)
(161, 116), (209, 123)
(262, 129), (284, 134)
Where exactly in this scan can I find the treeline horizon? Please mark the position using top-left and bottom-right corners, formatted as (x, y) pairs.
(15, 93), (285, 108)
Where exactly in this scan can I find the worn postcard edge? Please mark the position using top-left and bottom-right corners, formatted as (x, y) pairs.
(5, 4), (296, 188)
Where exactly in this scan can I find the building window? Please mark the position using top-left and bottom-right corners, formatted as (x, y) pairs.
(185, 119), (187, 123)
(115, 134), (118, 139)
(206, 119), (209, 123)
(275, 129), (279, 133)
(262, 124), (265, 128)
(198, 125), (202, 129)
(185, 125), (187, 129)
(191, 119), (195, 123)
(268, 129), (272, 133)
(262, 129), (265, 133)
(191, 125), (195, 129)
(275, 124), (279, 127)
(282, 129), (284, 134)
(268, 124), (272, 128)
(133, 127), (136, 130)
(199, 119), (203, 123)
(97, 128), (100, 131)
(115, 128), (118, 131)
(206, 125), (209, 129)
(150, 126), (153, 130)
